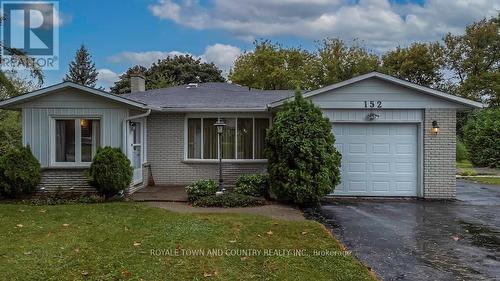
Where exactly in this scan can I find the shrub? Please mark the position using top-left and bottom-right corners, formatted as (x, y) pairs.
(266, 90), (342, 206)
(185, 179), (218, 202)
(0, 146), (41, 198)
(459, 168), (478, 177)
(193, 193), (266, 208)
(28, 193), (105, 205)
(463, 108), (500, 168)
(456, 140), (469, 162)
(88, 147), (133, 197)
(234, 174), (269, 198)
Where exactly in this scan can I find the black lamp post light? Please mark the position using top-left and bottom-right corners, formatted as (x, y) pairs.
(214, 118), (226, 195)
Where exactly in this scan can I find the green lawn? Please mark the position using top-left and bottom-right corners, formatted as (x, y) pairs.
(463, 177), (500, 185)
(0, 203), (376, 281)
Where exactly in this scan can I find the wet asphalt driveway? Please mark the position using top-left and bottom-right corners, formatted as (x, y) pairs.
(313, 180), (500, 281)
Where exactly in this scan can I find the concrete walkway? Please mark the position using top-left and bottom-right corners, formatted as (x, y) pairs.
(131, 186), (188, 202)
(145, 201), (305, 221)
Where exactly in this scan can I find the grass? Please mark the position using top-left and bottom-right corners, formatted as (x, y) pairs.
(457, 160), (474, 169)
(463, 177), (500, 185)
(0, 203), (376, 281)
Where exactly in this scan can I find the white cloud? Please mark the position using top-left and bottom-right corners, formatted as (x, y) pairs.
(200, 44), (241, 74)
(148, 0), (500, 50)
(97, 68), (120, 89)
(108, 43), (242, 75)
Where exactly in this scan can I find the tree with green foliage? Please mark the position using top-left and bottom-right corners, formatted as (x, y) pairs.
(64, 45), (99, 87)
(109, 65), (147, 95)
(266, 90), (342, 206)
(443, 14), (500, 106)
(463, 108), (500, 168)
(110, 55), (225, 94)
(315, 38), (380, 87)
(381, 42), (444, 87)
(0, 75), (41, 155)
(229, 40), (319, 90)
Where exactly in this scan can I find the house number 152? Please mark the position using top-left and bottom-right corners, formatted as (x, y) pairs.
(364, 101), (382, 108)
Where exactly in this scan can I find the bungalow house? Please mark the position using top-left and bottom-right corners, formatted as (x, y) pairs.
(0, 72), (482, 198)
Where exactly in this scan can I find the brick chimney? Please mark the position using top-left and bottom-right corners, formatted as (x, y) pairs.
(130, 72), (145, 93)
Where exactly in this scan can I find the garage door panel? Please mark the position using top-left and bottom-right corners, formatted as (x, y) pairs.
(372, 181), (390, 192)
(332, 123), (418, 197)
(372, 144), (390, 154)
(348, 181), (367, 192)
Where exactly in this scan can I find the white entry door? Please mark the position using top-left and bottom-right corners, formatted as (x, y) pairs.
(332, 123), (418, 197)
(128, 121), (143, 185)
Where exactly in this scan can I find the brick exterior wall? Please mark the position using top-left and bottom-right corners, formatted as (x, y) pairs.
(423, 109), (456, 199)
(147, 113), (267, 186)
(38, 169), (96, 194)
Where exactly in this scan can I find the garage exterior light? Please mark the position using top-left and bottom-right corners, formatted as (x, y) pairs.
(431, 121), (440, 134)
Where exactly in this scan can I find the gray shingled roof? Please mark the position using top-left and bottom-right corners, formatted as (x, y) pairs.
(121, 82), (293, 110)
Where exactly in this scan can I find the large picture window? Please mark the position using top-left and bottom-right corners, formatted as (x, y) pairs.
(54, 118), (101, 165)
(186, 117), (270, 160)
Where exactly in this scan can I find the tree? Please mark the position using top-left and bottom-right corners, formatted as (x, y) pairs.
(266, 90), (342, 206)
(315, 38), (380, 86)
(443, 14), (500, 106)
(229, 40), (319, 90)
(110, 55), (225, 94)
(64, 45), (99, 87)
(381, 42), (444, 87)
(463, 108), (500, 168)
(109, 65), (147, 95)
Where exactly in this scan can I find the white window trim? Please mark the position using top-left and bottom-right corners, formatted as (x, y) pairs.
(184, 114), (272, 163)
(50, 116), (102, 168)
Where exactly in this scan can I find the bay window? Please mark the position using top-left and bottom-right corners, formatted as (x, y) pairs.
(54, 118), (101, 165)
(186, 117), (270, 160)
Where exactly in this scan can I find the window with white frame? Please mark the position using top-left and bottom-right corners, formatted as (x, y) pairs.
(54, 118), (101, 164)
(187, 117), (270, 160)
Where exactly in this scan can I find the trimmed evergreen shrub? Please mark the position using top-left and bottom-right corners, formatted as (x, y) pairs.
(193, 193), (266, 208)
(266, 90), (342, 206)
(88, 147), (133, 197)
(456, 140), (469, 162)
(185, 179), (218, 202)
(463, 108), (500, 168)
(0, 146), (41, 198)
(234, 174), (269, 198)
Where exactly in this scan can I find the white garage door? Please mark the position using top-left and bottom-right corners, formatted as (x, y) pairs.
(332, 123), (418, 197)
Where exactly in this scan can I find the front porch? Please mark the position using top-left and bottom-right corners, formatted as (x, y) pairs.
(130, 186), (189, 202)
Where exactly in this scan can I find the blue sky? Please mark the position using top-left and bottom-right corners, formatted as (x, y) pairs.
(40, 0), (499, 89)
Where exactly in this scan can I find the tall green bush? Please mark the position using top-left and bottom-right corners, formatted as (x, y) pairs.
(463, 108), (500, 168)
(88, 147), (133, 197)
(0, 146), (41, 198)
(266, 90), (342, 206)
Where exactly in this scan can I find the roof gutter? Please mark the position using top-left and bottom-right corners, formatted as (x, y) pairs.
(122, 109), (151, 152)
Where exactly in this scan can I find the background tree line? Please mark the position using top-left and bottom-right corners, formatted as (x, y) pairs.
(229, 14), (498, 107)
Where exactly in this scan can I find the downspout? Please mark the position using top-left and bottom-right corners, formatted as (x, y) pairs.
(122, 109), (151, 151)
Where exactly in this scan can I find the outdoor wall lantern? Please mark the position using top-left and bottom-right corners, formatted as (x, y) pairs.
(431, 120), (440, 134)
(214, 118), (227, 195)
(129, 122), (136, 131)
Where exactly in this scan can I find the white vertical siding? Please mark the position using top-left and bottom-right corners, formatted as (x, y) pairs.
(22, 107), (128, 167)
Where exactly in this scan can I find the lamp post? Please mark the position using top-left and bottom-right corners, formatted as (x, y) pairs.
(214, 118), (226, 194)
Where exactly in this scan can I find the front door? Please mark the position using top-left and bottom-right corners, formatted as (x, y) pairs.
(128, 121), (143, 185)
